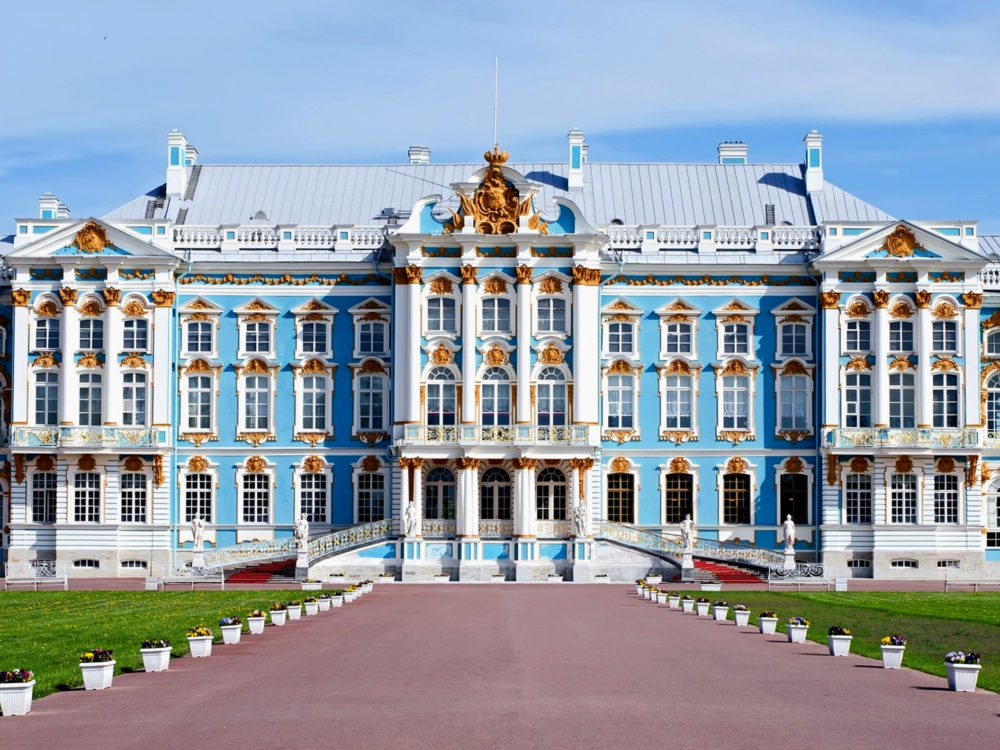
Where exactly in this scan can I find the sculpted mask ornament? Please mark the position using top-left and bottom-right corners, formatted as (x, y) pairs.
(933, 301), (957, 319)
(610, 457), (630, 473)
(485, 345), (507, 366)
(303, 456), (324, 473)
(72, 221), (111, 254)
(726, 457), (747, 474)
(431, 344), (453, 365)
(850, 457), (869, 473)
(872, 290), (890, 308)
(188, 456), (208, 473)
(429, 277), (453, 295)
(846, 300), (870, 318)
(246, 456), (266, 473)
(539, 343), (563, 365)
(882, 225), (918, 258)
(669, 457), (690, 474)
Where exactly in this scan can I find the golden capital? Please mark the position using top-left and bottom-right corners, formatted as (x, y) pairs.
(102, 287), (122, 305)
(571, 266), (601, 286)
(872, 290), (890, 308)
(456, 457), (481, 470)
(914, 290), (931, 309)
(10, 289), (30, 306)
(512, 457), (538, 470)
(962, 291), (983, 309)
(460, 265), (478, 284)
(819, 291), (841, 309)
(58, 287), (78, 306)
(393, 266), (423, 285)
(152, 289), (175, 307)
(515, 265), (533, 284)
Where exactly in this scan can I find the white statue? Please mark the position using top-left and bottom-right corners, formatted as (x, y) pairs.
(191, 515), (205, 551)
(572, 501), (588, 537)
(680, 514), (695, 551)
(783, 514), (796, 551)
(294, 515), (310, 552)
(404, 500), (418, 537)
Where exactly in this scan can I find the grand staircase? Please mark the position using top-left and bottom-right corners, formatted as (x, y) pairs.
(693, 559), (766, 585)
(226, 559), (297, 584)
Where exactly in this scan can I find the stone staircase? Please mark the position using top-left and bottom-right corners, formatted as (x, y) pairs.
(226, 558), (297, 585)
(694, 559), (767, 585)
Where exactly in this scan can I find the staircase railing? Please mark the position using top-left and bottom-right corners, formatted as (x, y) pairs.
(307, 519), (395, 561)
(596, 522), (784, 570)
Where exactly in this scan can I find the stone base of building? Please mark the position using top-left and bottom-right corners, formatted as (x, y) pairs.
(4, 547), (174, 578)
(821, 549), (991, 580)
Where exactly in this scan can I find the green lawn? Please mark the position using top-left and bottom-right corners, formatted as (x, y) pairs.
(674, 591), (1000, 693)
(0, 590), (314, 698)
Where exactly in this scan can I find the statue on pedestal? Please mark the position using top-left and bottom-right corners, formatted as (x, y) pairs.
(191, 515), (205, 551)
(782, 514), (796, 551)
(680, 513), (695, 551)
(573, 501), (588, 537)
(294, 515), (310, 552)
(404, 500), (419, 537)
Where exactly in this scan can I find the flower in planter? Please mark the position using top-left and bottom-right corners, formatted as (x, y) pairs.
(696, 597), (710, 603)
(713, 600), (728, 607)
(303, 596), (318, 603)
(881, 635), (906, 646)
(787, 617), (809, 627)
(219, 616), (243, 627)
(0, 669), (34, 683)
(269, 602), (287, 611)
(287, 600), (302, 607)
(945, 651), (981, 664)
(668, 591), (679, 597)
(733, 604), (748, 611)
(248, 609), (267, 618)
(187, 626), (213, 638)
(681, 595), (694, 600)
(304, 579), (320, 583)
(317, 593), (331, 600)
(140, 639), (170, 650)
(828, 626), (851, 636)
(759, 610), (778, 618)
(80, 648), (114, 663)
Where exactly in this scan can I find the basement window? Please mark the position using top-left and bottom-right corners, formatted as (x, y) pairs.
(890, 559), (919, 569)
(73, 559), (100, 569)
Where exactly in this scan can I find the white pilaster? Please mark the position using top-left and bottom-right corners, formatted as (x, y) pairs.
(572, 266), (599, 425)
(513, 459), (537, 537)
(152, 299), (172, 426)
(59, 294), (78, 424)
(11, 303), (29, 424)
(516, 268), (531, 423)
(104, 300), (122, 425)
(874, 295), (890, 427)
(461, 268), (477, 423)
(406, 270), (421, 423)
(456, 460), (480, 538)
(398, 459), (410, 535)
(916, 297), (932, 427)
(412, 461), (423, 536)
(964, 302), (981, 426)
(392, 281), (409, 432)
(822, 302), (840, 427)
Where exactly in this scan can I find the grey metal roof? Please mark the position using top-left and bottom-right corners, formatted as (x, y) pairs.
(978, 234), (1000, 259)
(104, 162), (892, 228)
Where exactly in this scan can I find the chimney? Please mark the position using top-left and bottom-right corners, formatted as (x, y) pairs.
(804, 130), (823, 192)
(718, 141), (748, 164)
(39, 193), (69, 219)
(408, 145), (431, 165)
(185, 144), (199, 166)
(568, 128), (585, 191)
(167, 129), (190, 197)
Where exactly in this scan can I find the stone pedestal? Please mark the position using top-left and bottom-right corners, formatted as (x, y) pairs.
(295, 550), (309, 580)
(570, 538), (595, 583)
(191, 550), (204, 569)
(401, 538), (425, 582)
(681, 550), (695, 581)
(783, 548), (797, 572)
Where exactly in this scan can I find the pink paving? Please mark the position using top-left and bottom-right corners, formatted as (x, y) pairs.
(1, 585), (997, 750)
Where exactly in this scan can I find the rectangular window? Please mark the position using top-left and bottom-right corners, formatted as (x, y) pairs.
(34, 318), (60, 351)
(722, 473), (751, 524)
(79, 319), (104, 350)
(184, 473), (213, 522)
(845, 320), (871, 352)
(358, 321), (386, 355)
(122, 319), (149, 351)
(780, 323), (808, 357)
(844, 372), (872, 428)
(890, 474), (918, 523)
(79, 373), (102, 426)
(300, 321), (328, 354)
(607, 374), (634, 430)
(482, 298), (511, 333)
(933, 474), (959, 524)
(358, 375), (384, 431)
(185, 321), (213, 353)
(721, 375), (750, 430)
(664, 322), (693, 355)
(779, 473), (809, 524)
(932, 373), (959, 428)
(34, 372), (59, 425)
(186, 375), (212, 430)
(778, 375), (809, 430)
(244, 321), (272, 354)
(606, 472), (635, 524)
(357, 473), (385, 523)
(537, 298), (567, 333)
(845, 473), (872, 524)
(427, 297), (457, 333)
(73, 472), (101, 523)
(722, 323), (750, 356)
(120, 473), (147, 523)
(663, 472), (693, 524)
(31, 472), (57, 524)
(663, 375), (692, 430)
(122, 372), (147, 427)
(932, 320), (958, 353)
(301, 375), (328, 431)
(241, 473), (270, 524)
(300, 473), (328, 523)
(608, 322), (634, 355)
(243, 375), (270, 431)
(889, 372), (915, 429)
(888, 321), (913, 353)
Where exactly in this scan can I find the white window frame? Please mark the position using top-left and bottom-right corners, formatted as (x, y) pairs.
(236, 457), (276, 526)
(841, 467), (874, 525)
(601, 361), (641, 438)
(121, 316), (150, 353)
(984, 328), (1000, 359)
(28, 468), (58, 525)
(931, 369), (962, 428)
(351, 360), (389, 438)
(772, 361), (814, 437)
(349, 298), (392, 359)
(533, 275), (572, 340)
(78, 316), (105, 352)
(33, 368), (59, 426)
(932, 466), (962, 524)
(178, 458), (218, 527)
(351, 457), (389, 525)
(236, 360), (277, 442)
(78, 371), (103, 427)
(119, 465), (152, 525)
(888, 320), (915, 354)
(774, 459), (813, 526)
(656, 300), (699, 361)
(657, 361), (700, 440)
(294, 458), (333, 526)
(121, 368), (149, 427)
(886, 463), (923, 524)
(714, 361), (757, 439)
(773, 300), (816, 361)
(71, 469), (103, 524)
(657, 459), (699, 526)
(181, 360), (219, 438)
(478, 275), (515, 339)
(931, 319), (960, 356)
(293, 359), (337, 440)
(179, 298), (222, 360)
(842, 367), (873, 429)
(715, 460), (757, 527)
(355, 319), (389, 358)
(713, 302), (759, 361)
(423, 274), (461, 340)
(182, 319), (216, 358)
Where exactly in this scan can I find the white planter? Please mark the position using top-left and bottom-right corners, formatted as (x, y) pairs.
(593, 576), (610, 583)
(345, 591), (356, 602)
(304, 602), (319, 616)
(758, 617), (778, 634)
(80, 661), (115, 690)
(880, 645), (905, 669)
(140, 647), (172, 672)
(329, 575), (347, 583)
(656, 592), (667, 605)
(700, 582), (722, 592)
(0, 681), (35, 715)
(787, 625), (808, 643)
(287, 605), (302, 620)
(378, 575), (395, 583)
(642, 588), (651, 600)
(734, 610), (750, 627)
(946, 663), (982, 692)
(270, 610), (287, 626)
(645, 575), (662, 585)
(696, 601), (710, 617)
(681, 599), (695, 613)
(634, 584), (643, 596)
(547, 575), (564, 583)
(301, 582), (322, 591)
(247, 616), (266, 634)
(828, 635), (852, 656)
(667, 596), (680, 609)
(317, 598), (331, 612)
(187, 636), (213, 658)
(221, 625), (242, 645)
(331, 595), (344, 608)
(363, 583), (373, 594)
(490, 575), (506, 583)
(713, 606), (729, 622)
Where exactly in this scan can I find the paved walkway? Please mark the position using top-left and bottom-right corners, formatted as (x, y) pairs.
(2, 585), (996, 749)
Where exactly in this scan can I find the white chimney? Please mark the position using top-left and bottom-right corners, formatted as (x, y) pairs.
(804, 130), (823, 192)
(718, 141), (748, 164)
(568, 128), (585, 191)
(408, 145), (431, 165)
(167, 129), (189, 197)
(185, 144), (199, 166)
(39, 193), (69, 219)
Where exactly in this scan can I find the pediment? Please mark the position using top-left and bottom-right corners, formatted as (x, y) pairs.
(180, 296), (223, 314)
(4, 219), (180, 263)
(712, 298), (758, 316)
(291, 298), (339, 315)
(774, 297), (816, 315)
(656, 299), (699, 317)
(602, 297), (642, 315)
(348, 298), (391, 315)
(234, 297), (280, 315)
(814, 221), (986, 266)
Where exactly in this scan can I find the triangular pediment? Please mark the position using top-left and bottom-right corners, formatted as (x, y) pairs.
(234, 297), (279, 315)
(656, 299), (699, 316)
(4, 219), (180, 263)
(813, 221), (986, 267)
(602, 297), (642, 315)
(348, 297), (391, 315)
(291, 298), (338, 315)
(712, 298), (758, 316)
(180, 296), (223, 313)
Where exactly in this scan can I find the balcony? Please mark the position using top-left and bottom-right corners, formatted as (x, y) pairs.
(401, 424), (594, 446)
(11, 426), (170, 449)
(824, 427), (981, 450)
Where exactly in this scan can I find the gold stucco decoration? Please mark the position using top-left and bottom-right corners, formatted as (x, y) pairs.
(610, 457), (631, 473)
(443, 146), (546, 235)
(726, 457), (748, 474)
(882, 225), (918, 258)
(538, 343), (563, 365)
(846, 300), (870, 318)
(484, 277), (508, 295)
(895, 457), (913, 474)
(188, 456), (208, 473)
(246, 456), (267, 473)
(72, 222), (112, 254)
(429, 277), (454, 295)
(784, 457), (804, 474)
(669, 457), (690, 474)
(819, 291), (841, 309)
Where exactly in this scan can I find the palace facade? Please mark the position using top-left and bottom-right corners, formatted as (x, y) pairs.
(2, 128), (999, 580)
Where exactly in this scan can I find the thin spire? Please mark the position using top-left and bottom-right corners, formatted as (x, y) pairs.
(493, 55), (499, 148)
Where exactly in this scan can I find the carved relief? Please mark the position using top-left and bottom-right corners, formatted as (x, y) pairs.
(515, 265), (532, 284)
(72, 222), (112, 254)
(610, 457), (631, 473)
(430, 344), (454, 365)
(888, 356), (914, 371)
(123, 300), (146, 317)
(120, 354), (147, 369)
(485, 345), (507, 366)
(303, 456), (324, 473)
(538, 343), (563, 365)
(607, 359), (636, 375)
(780, 360), (809, 376)
(895, 456), (913, 474)
(845, 356), (871, 371)
(882, 225), (918, 257)
(718, 431), (754, 445)
(361, 456), (381, 472)
(299, 358), (329, 375)
(78, 455), (97, 472)
(511, 457), (538, 470)
(714, 360), (752, 376)
(846, 300), (871, 318)
(36, 301), (59, 318)
(914, 290), (932, 309)
(11, 289), (30, 306)
(784, 456), (804, 474)
(35, 456), (54, 472)
(726, 457), (747, 474)
(239, 359), (271, 375)
(32, 353), (58, 369)
(484, 277), (508, 295)
(819, 291), (841, 309)
(151, 290), (175, 307)
(778, 430), (811, 444)
(962, 292), (983, 309)
(443, 146), (546, 234)
(889, 301), (913, 319)
(188, 456), (208, 473)
(539, 276), (564, 295)
(77, 353), (102, 369)
(102, 287), (121, 305)
(429, 277), (454, 295)
(571, 267), (601, 286)
(14, 455), (25, 483)
(669, 457), (690, 474)
(460, 265), (478, 284)
(827, 455), (838, 486)
(79, 299), (104, 317)
(246, 456), (267, 473)
(123, 456), (143, 472)
(185, 359), (218, 375)
(931, 357), (959, 372)
(849, 457), (869, 473)
(932, 301), (957, 319)
(872, 290), (890, 308)
(58, 287), (78, 306)
(937, 457), (955, 474)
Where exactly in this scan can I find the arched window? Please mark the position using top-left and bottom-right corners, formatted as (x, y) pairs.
(932, 372), (959, 427)
(536, 367), (566, 427)
(663, 473), (693, 524)
(481, 367), (511, 426)
(722, 473), (751, 524)
(607, 473), (634, 523)
(480, 467), (511, 520)
(536, 468), (567, 521)
(986, 373), (1000, 435)
(424, 468), (456, 520)
(120, 472), (148, 523)
(426, 367), (456, 426)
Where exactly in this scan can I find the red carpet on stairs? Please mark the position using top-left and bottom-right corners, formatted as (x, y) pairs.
(226, 559), (297, 584)
(693, 559), (764, 584)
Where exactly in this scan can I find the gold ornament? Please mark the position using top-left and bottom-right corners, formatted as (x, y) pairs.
(72, 222), (111, 254)
(882, 225), (918, 257)
(152, 290), (175, 307)
(669, 457), (690, 474)
(188, 456), (208, 473)
(303, 456), (324, 473)
(246, 456), (267, 473)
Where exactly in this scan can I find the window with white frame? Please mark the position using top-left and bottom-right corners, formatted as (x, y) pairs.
(537, 297), (567, 334)
(426, 367), (456, 426)
(299, 473), (328, 523)
(79, 319), (104, 351)
(299, 320), (329, 355)
(888, 321), (913, 353)
(844, 372), (872, 428)
(664, 321), (694, 356)
(427, 297), (457, 334)
(890, 473), (918, 523)
(987, 373), (1000, 435)
(73, 472), (101, 522)
(300, 375), (328, 431)
(845, 319), (871, 352)
(722, 473), (751, 524)
(889, 372), (915, 428)
(536, 467), (567, 521)
(779, 323), (808, 357)
(122, 372), (147, 427)
(122, 318), (149, 352)
(243, 321), (272, 355)
(424, 467), (456, 520)
(120, 472), (148, 523)
(663, 472), (693, 524)
(481, 367), (511, 426)
(185, 321), (213, 354)
(845, 473), (872, 524)
(607, 321), (635, 355)
(663, 374), (693, 430)
(933, 473), (959, 524)
(536, 367), (566, 426)
(78, 372), (102, 426)
(606, 373), (635, 430)
(357, 472), (385, 523)
(184, 473), (213, 522)
(721, 323), (750, 356)
(932, 372), (960, 428)
(986, 330), (1000, 358)
(778, 374), (809, 430)
(357, 320), (387, 355)
(242, 374), (271, 431)
(241, 473), (270, 524)
(31, 472), (57, 524)
(721, 375), (750, 430)
(607, 472), (635, 523)
(186, 374), (213, 431)
(481, 297), (511, 334)
(34, 317), (60, 351)
(357, 374), (385, 431)
(480, 467), (512, 520)
(932, 320), (958, 353)
(34, 371), (58, 425)
(779, 473), (809, 524)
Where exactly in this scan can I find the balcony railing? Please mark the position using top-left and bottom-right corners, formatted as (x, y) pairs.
(824, 427), (981, 449)
(479, 520), (513, 538)
(402, 424), (593, 446)
(11, 426), (169, 449)
(604, 225), (820, 251)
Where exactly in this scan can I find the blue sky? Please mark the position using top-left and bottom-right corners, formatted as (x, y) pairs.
(2, 1), (1000, 230)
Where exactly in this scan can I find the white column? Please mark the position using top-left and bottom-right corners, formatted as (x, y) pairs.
(964, 298), (982, 426)
(59, 292), (78, 425)
(570, 458), (594, 536)
(874, 294), (890, 427)
(516, 266), (531, 423)
(104, 295), (122, 425)
(821, 295), (840, 428)
(411, 460), (423, 537)
(152, 295), (172, 427)
(11, 301), (29, 424)
(455, 458), (480, 537)
(572, 266), (600, 426)
(513, 458), (537, 537)
(397, 459), (410, 536)
(916, 295), (932, 427)
(392, 279), (409, 432)
(461, 266), (477, 423)
(406, 270), (422, 424)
